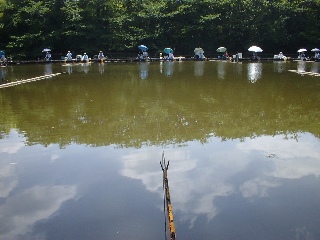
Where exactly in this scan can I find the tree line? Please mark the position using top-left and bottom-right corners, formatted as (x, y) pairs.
(0, 0), (319, 59)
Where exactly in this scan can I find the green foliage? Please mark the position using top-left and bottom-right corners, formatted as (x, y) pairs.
(0, 0), (319, 59)
(0, 0), (6, 16)
(0, 1), (8, 47)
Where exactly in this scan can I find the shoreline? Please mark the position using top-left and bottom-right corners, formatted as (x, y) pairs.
(1, 57), (319, 65)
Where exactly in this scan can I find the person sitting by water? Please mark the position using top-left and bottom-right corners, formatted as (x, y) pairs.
(142, 50), (148, 60)
(0, 56), (6, 66)
(66, 51), (72, 61)
(278, 52), (284, 59)
(82, 53), (89, 62)
(0, 51), (6, 64)
(252, 52), (260, 60)
(45, 52), (51, 61)
(137, 51), (143, 59)
(0, 54), (6, 63)
(225, 51), (230, 60)
(168, 51), (174, 60)
(98, 51), (105, 62)
(300, 52), (306, 60)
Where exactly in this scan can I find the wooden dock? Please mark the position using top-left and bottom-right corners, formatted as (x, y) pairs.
(2, 57), (316, 65)
(0, 73), (62, 89)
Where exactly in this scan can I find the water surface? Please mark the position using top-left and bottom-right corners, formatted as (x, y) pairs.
(1, 61), (320, 240)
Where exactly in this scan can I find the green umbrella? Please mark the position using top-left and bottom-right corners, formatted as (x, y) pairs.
(164, 48), (173, 54)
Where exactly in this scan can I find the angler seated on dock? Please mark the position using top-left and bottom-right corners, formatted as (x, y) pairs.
(0, 50), (7, 64)
(194, 47), (205, 60)
(45, 52), (51, 61)
(298, 52), (308, 61)
(75, 55), (82, 62)
(98, 51), (105, 62)
(137, 50), (149, 60)
(194, 53), (205, 60)
(82, 53), (89, 63)
(162, 52), (175, 61)
(274, 52), (287, 61)
(218, 51), (230, 60)
(65, 51), (73, 62)
(0, 55), (7, 66)
(251, 52), (261, 60)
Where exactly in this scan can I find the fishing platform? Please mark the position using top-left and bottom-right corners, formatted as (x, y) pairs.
(2, 56), (312, 65)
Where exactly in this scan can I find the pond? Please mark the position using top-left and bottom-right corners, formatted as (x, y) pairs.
(1, 60), (320, 240)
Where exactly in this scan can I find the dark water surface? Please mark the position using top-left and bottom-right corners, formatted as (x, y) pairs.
(1, 61), (320, 240)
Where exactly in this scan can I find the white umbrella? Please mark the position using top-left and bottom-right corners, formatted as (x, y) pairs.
(297, 48), (307, 53)
(248, 46), (263, 52)
(216, 47), (227, 53)
(311, 48), (320, 52)
(194, 48), (204, 54)
(42, 48), (51, 52)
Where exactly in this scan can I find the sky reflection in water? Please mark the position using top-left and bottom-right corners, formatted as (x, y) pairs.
(1, 129), (320, 239)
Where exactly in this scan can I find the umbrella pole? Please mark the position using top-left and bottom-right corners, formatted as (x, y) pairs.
(160, 151), (176, 240)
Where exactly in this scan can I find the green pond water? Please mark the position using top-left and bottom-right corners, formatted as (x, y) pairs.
(0, 60), (320, 240)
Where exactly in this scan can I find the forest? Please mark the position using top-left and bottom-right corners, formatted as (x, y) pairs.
(0, 0), (319, 59)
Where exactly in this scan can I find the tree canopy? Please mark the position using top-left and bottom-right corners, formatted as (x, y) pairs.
(0, 0), (319, 59)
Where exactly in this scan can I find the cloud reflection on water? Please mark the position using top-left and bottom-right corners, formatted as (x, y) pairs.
(0, 185), (77, 239)
(0, 130), (24, 198)
(239, 134), (320, 178)
(0, 129), (320, 239)
(0, 164), (18, 199)
(0, 130), (78, 239)
(120, 133), (320, 228)
(0, 130), (25, 154)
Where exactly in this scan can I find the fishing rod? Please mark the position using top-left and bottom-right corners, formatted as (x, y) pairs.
(160, 151), (176, 240)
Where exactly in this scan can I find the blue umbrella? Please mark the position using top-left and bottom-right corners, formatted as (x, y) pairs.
(138, 45), (148, 51)
(164, 48), (173, 54)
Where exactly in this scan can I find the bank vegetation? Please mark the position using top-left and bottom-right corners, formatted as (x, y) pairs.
(0, 0), (319, 59)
